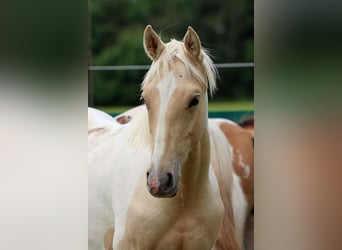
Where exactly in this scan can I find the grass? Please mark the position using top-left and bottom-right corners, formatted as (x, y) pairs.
(96, 100), (254, 114)
(207, 100), (254, 111)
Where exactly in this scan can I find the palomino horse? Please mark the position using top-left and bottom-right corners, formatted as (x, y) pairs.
(89, 25), (252, 249)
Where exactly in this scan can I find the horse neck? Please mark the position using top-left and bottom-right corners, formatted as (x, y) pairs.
(180, 94), (210, 196)
(182, 131), (210, 185)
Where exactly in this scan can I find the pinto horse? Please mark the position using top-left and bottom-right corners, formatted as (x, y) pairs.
(89, 25), (252, 250)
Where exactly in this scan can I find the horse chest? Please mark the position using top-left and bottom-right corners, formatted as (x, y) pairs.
(118, 190), (224, 250)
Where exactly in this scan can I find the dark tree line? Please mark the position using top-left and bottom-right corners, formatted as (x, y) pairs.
(91, 0), (253, 106)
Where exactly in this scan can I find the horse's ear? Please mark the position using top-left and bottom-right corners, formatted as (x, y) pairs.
(183, 26), (201, 58)
(143, 25), (165, 61)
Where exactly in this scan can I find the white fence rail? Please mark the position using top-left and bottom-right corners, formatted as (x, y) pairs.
(88, 62), (254, 71)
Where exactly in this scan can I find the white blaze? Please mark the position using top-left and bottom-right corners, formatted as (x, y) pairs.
(152, 73), (177, 172)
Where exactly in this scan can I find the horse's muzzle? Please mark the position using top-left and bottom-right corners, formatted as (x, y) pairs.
(146, 171), (178, 198)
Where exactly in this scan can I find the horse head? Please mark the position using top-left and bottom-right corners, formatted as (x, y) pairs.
(141, 25), (216, 197)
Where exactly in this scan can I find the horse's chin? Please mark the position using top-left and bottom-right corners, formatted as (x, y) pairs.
(147, 186), (178, 198)
(164, 188), (178, 198)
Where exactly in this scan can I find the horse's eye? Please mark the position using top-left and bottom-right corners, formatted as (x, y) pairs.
(188, 97), (199, 108)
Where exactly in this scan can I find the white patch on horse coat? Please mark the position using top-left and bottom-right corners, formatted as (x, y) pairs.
(152, 73), (177, 172)
(238, 152), (251, 179)
(231, 172), (248, 246)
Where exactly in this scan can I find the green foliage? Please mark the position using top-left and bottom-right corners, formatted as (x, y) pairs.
(91, 0), (254, 106)
(97, 100), (254, 114)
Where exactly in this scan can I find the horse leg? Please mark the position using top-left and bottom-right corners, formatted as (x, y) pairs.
(244, 212), (254, 250)
(104, 228), (115, 250)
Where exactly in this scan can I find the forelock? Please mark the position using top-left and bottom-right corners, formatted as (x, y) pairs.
(142, 39), (217, 96)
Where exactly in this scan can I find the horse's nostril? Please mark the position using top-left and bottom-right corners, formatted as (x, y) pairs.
(146, 171), (150, 179)
(166, 173), (173, 189)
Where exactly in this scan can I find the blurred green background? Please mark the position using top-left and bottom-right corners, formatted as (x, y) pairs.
(89, 0), (253, 110)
